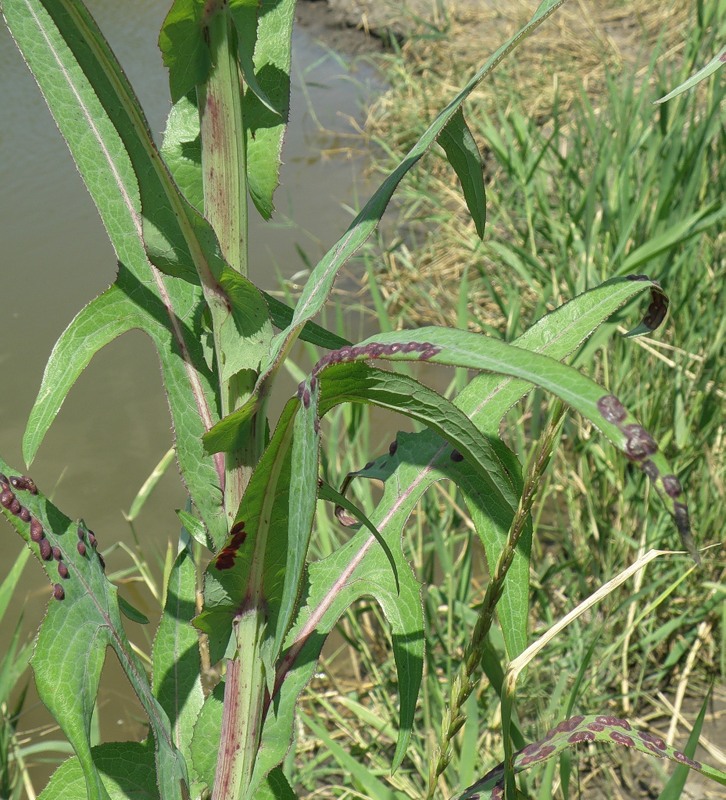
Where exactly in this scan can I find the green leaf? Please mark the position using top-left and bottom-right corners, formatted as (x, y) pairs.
(265, 378), (321, 672)
(253, 531), (424, 787)
(316, 363), (525, 657)
(438, 108), (486, 238)
(197, 397), (301, 665)
(39, 741), (159, 800)
(125, 447), (176, 523)
(0, 458), (187, 800)
(176, 508), (210, 549)
(654, 46), (726, 104)
(6, 0), (230, 547)
(152, 532), (204, 772)
(230, 0), (278, 115)
(658, 693), (711, 799)
(118, 595), (150, 625)
(257, 767), (298, 800)
(189, 682), (224, 791)
(219, 268), (274, 380)
(240, 0), (295, 219)
(345, 326), (693, 552)
(159, 0), (212, 104)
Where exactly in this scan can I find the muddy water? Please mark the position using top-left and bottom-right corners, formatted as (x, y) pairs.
(0, 0), (379, 779)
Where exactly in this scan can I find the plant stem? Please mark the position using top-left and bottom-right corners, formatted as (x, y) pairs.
(211, 612), (267, 800)
(198, 7), (267, 799)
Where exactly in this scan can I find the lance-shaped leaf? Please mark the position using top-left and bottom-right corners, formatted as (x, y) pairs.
(454, 714), (726, 800)
(254, 0), (568, 394)
(195, 400), (294, 661)
(654, 46), (726, 104)
(237, 0), (295, 219)
(0, 461), (187, 800)
(249, 277), (694, 781)
(5, 0), (231, 547)
(438, 108), (486, 238)
(310, 326), (693, 552)
(264, 377), (321, 672)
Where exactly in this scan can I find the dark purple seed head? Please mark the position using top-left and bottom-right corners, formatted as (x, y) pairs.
(596, 394), (627, 424)
(77, 541), (87, 556)
(53, 583), (65, 601)
(302, 388), (311, 409)
(313, 418), (320, 435)
(9, 498), (21, 515)
(642, 459), (660, 481)
(402, 341), (420, 353)
(388, 440), (398, 456)
(77, 526), (85, 540)
(30, 518), (44, 542)
(348, 346), (363, 359)
(337, 347), (352, 360)
(52, 547), (62, 561)
(623, 424), (658, 460)
(39, 538), (52, 561)
(609, 732), (635, 747)
(328, 351), (342, 365)
(366, 343), (385, 357)
(88, 532), (97, 548)
(418, 347), (440, 361)
(58, 562), (69, 579)
(363, 460), (374, 470)
(450, 449), (464, 462)
(0, 473), (8, 486)
(662, 474), (682, 498)
(19, 507), (31, 522)
(296, 382), (305, 399)
(310, 375), (317, 392)
(0, 490), (14, 508)
(626, 274), (650, 282)
(97, 552), (106, 571)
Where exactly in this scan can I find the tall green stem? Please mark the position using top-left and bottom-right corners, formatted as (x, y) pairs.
(198, 6), (266, 799)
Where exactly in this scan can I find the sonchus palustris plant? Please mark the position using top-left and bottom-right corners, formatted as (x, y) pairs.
(1, 1), (722, 799)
